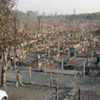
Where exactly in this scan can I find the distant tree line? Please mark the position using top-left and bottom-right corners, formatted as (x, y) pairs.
(73, 12), (100, 20)
(17, 11), (100, 20)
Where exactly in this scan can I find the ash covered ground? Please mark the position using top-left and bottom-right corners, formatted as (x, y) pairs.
(1, 66), (100, 100)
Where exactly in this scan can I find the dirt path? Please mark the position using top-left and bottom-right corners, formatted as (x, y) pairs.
(1, 87), (53, 100)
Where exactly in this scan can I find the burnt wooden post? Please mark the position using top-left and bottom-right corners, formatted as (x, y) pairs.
(68, 48), (70, 58)
(78, 88), (81, 100)
(88, 94), (90, 100)
(55, 84), (59, 100)
(43, 57), (46, 72)
(29, 67), (32, 84)
(73, 53), (77, 94)
(61, 57), (64, 73)
(83, 60), (86, 78)
(44, 41), (46, 72)
(50, 67), (53, 87)
(57, 41), (60, 54)
(60, 51), (64, 73)
(48, 40), (53, 87)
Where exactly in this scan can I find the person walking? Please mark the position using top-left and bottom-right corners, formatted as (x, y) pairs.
(16, 70), (23, 87)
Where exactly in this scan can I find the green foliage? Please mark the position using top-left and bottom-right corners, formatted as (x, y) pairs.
(75, 12), (100, 20)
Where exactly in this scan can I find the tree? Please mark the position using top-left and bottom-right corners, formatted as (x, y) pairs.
(0, 0), (15, 87)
